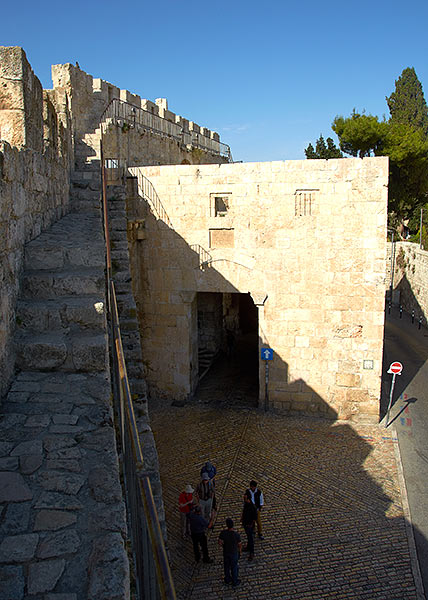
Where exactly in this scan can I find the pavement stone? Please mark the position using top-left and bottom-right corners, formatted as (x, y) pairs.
(151, 395), (420, 600)
(0, 564), (25, 600)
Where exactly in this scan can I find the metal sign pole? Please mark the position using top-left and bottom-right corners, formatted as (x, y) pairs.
(264, 361), (269, 411)
(385, 361), (403, 427)
(385, 373), (396, 427)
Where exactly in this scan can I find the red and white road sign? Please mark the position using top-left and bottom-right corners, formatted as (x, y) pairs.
(388, 361), (403, 375)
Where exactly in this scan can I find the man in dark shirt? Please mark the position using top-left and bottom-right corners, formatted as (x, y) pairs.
(218, 518), (242, 587)
(188, 506), (213, 564)
(241, 492), (258, 560)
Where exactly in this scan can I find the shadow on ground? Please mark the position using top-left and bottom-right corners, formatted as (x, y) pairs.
(150, 399), (420, 599)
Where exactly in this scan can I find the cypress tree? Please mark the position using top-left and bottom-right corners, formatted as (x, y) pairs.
(386, 67), (428, 136)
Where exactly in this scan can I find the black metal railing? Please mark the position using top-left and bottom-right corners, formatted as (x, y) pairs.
(101, 147), (176, 600)
(128, 168), (173, 228)
(100, 97), (231, 160)
(190, 244), (213, 269)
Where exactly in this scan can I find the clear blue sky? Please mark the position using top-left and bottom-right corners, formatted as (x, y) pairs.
(2, 0), (428, 162)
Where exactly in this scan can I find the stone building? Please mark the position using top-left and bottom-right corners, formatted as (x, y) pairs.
(125, 159), (388, 422)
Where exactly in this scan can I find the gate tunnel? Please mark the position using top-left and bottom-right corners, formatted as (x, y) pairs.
(195, 292), (259, 407)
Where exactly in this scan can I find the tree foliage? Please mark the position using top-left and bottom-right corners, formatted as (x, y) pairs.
(304, 67), (428, 225)
(332, 111), (388, 157)
(386, 67), (428, 136)
(304, 134), (342, 159)
(332, 111), (428, 219)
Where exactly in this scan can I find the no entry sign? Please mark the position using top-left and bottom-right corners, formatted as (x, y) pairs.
(388, 361), (403, 375)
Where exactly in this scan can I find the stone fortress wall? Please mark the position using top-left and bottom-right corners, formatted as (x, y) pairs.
(0, 45), (229, 399)
(50, 61), (229, 169)
(129, 159), (389, 422)
(0, 47), (72, 397)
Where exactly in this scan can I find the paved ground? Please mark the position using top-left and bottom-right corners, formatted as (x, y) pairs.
(150, 356), (420, 600)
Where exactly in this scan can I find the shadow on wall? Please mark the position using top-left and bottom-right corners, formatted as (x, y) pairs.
(122, 175), (367, 421)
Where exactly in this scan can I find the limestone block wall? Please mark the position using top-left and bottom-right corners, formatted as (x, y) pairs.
(0, 47), (43, 151)
(51, 63), (228, 167)
(129, 158), (388, 422)
(0, 48), (72, 398)
(390, 242), (428, 322)
(102, 125), (228, 168)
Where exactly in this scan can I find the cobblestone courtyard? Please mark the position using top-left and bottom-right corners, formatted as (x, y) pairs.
(151, 385), (418, 599)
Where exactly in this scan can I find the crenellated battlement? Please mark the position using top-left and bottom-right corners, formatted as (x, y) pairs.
(51, 62), (222, 146)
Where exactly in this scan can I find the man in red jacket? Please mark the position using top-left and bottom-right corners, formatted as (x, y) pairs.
(178, 484), (194, 539)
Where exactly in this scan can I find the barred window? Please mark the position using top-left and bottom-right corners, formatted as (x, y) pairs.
(295, 190), (318, 217)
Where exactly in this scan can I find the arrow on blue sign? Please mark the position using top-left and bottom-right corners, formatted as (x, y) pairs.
(261, 348), (273, 360)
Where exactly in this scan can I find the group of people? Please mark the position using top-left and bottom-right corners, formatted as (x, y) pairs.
(178, 461), (265, 588)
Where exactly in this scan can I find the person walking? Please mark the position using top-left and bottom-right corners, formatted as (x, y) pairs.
(218, 518), (242, 587)
(178, 484), (194, 538)
(200, 460), (216, 484)
(188, 506), (213, 564)
(246, 480), (265, 539)
(196, 472), (215, 521)
(241, 492), (258, 561)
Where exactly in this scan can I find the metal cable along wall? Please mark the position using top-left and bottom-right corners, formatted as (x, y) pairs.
(101, 147), (176, 600)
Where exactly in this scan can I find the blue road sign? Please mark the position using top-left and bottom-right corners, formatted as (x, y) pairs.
(261, 347), (273, 361)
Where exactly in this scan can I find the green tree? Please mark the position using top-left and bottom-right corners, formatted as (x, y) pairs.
(304, 134), (342, 159)
(386, 67), (428, 136)
(332, 111), (388, 157)
(332, 112), (428, 221)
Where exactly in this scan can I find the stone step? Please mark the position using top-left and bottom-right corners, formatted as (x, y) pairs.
(21, 268), (105, 300)
(15, 332), (108, 372)
(16, 296), (106, 333)
(69, 199), (101, 214)
(24, 241), (104, 271)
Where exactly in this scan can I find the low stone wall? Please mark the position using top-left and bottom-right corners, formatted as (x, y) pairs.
(390, 241), (428, 322)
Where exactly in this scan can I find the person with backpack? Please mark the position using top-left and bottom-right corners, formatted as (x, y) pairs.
(196, 472), (215, 521)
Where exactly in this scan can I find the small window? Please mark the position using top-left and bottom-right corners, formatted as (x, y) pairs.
(215, 196), (229, 216)
(210, 193), (231, 217)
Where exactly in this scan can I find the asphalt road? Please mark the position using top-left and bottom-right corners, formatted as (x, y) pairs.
(382, 309), (428, 598)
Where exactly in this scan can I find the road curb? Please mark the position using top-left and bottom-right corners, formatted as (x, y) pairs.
(393, 424), (426, 600)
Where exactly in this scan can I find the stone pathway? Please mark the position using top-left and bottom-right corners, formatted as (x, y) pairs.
(0, 184), (129, 598)
(0, 371), (127, 600)
(151, 396), (419, 599)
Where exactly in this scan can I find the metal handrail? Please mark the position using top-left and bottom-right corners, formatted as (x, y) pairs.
(190, 244), (212, 269)
(101, 145), (176, 599)
(128, 168), (173, 229)
(100, 97), (231, 160)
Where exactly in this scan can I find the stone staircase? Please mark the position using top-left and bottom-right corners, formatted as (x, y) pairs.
(198, 347), (219, 381)
(15, 212), (107, 374)
(0, 151), (130, 598)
